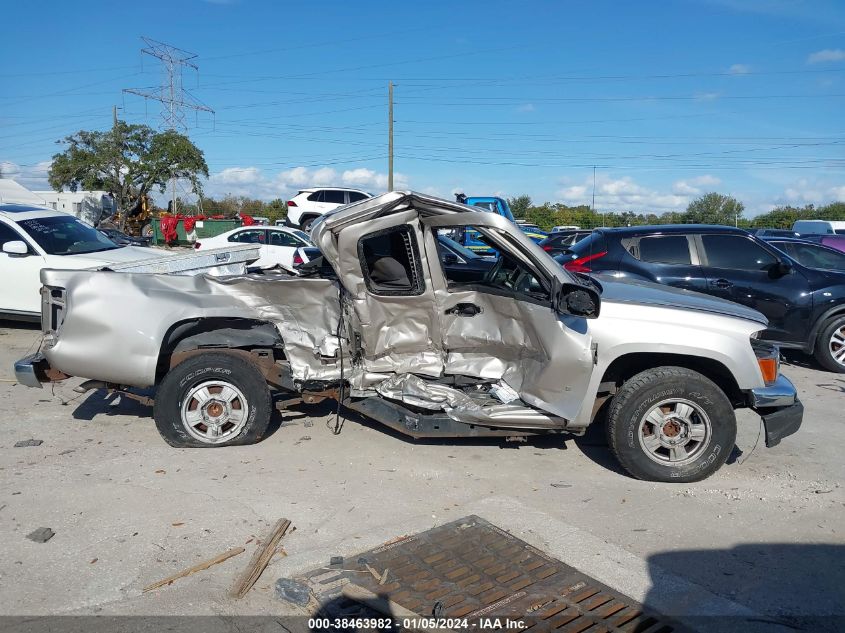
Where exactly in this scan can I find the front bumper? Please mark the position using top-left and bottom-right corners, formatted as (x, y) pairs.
(14, 353), (48, 388)
(748, 374), (803, 448)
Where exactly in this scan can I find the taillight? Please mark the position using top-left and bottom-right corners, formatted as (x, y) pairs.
(564, 251), (607, 273)
(542, 244), (553, 252)
(287, 200), (297, 207)
(293, 252), (304, 265)
(194, 242), (201, 250)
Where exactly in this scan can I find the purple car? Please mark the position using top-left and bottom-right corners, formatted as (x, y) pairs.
(802, 234), (845, 254)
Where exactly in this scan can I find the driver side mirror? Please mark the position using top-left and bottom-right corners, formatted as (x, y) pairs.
(2, 240), (29, 257)
(441, 252), (459, 265)
(555, 281), (601, 318)
(773, 260), (793, 277)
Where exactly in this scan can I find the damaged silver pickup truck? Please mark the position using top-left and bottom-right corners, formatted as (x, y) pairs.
(15, 192), (802, 482)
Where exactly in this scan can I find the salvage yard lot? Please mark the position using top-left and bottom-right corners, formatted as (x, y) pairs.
(1, 321), (843, 629)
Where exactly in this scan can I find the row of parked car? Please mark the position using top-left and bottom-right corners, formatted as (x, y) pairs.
(3, 191), (844, 374)
(547, 224), (845, 372)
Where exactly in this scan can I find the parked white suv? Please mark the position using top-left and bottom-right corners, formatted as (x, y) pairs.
(284, 187), (372, 231)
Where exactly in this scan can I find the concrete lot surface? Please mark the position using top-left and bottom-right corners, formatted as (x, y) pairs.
(1, 320), (843, 631)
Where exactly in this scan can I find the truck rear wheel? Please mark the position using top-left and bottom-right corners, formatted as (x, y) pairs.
(154, 353), (272, 448)
(606, 366), (736, 483)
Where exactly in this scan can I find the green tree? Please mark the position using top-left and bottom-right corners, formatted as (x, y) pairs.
(48, 121), (208, 231)
(507, 195), (532, 219)
(685, 192), (744, 226)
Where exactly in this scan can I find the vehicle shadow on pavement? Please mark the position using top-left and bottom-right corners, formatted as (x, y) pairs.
(72, 389), (154, 420)
(780, 349), (825, 372)
(645, 544), (845, 633)
(309, 401), (571, 452)
(70, 389), (292, 442)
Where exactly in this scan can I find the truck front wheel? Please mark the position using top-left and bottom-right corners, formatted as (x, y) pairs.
(154, 353), (272, 448)
(606, 366), (736, 483)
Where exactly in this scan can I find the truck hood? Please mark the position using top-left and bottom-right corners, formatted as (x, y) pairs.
(594, 274), (768, 325)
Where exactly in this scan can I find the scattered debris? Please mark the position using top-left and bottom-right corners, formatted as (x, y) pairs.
(14, 439), (43, 448)
(379, 568), (389, 585)
(59, 449), (75, 455)
(230, 518), (292, 599)
(90, 558), (98, 564)
(26, 527), (55, 543)
(814, 489), (833, 495)
(550, 482), (572, 488)
(294, 436), (311, 446)
(330, 555), (344, 566)
(154, 469), (166, 474)
(274, 578), (311, 606)
(171, 522), (185, 527)
(143, 547), (245, 593)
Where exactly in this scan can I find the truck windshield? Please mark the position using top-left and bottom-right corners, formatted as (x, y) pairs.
(17, 216), (119, 256)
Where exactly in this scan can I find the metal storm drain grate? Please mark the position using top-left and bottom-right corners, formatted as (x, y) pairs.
(300, 515), (685, 632)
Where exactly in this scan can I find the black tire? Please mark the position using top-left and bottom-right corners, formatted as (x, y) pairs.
(813, 315), (845, 373)
(154, 353), (272, 448)
(299, 216), (319, 232)
(606, 366), (736, 483)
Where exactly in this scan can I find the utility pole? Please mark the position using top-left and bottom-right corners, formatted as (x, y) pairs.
(124, 38), (214, 215)
(388, 81), (394, 192)
(113, 105), (118, 128)
(591, 166), (596, 211)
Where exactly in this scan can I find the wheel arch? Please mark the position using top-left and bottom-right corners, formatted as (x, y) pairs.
(155, 317), (285, 384)
(807, 303), (845, 353)
(600, 352), (744, 407)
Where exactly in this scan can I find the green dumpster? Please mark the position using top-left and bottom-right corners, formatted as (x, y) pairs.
(151, 217), (242, 246)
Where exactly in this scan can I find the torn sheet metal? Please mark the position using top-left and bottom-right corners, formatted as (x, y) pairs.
(374, 374), (567, 430)
(41, 268), (342, 387)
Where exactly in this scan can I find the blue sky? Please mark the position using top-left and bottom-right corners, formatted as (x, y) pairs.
(1, 0), (844, 216)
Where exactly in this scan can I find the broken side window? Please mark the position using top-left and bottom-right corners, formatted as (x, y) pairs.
(432, 225), (550, 302)
(358, 225), (425, 296)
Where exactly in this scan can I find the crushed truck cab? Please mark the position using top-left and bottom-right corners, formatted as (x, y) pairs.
(15, 191), (802, 482)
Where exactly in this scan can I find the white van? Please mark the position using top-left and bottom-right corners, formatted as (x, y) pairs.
(793, 220), (845, 235)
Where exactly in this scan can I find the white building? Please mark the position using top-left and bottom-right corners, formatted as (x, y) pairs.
(32, 189), (115, 226)
(0, 179), (116, 226)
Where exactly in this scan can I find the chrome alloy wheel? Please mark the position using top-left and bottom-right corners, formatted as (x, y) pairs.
(180, 381), (249, 444)
(829, 325), (845, 367)
(637, 398), (712, 465)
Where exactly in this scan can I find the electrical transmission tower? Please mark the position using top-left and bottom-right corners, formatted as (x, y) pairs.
(124, 37), (214, 130)
(123, 38), (214, 215)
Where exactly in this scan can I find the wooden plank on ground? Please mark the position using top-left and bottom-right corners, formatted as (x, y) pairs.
(230, 518), (292, 599)
(143, 547), (245, 593)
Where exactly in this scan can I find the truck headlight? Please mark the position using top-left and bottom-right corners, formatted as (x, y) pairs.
(751, 339), (780, 386)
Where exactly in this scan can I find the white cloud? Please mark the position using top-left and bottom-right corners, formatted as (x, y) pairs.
(210, 167), (262, 186)
(672, 174), (721, 196)
(807, 48), (845, 64)
(517, 103), (535, 113)
(728, 63), (751, 75)
(0, 160), (51, 190)
(557, 174), (702, 211)
(204, 164), (401, 200)
(778, 178), (845, 205)
(693, 91), (721, 101)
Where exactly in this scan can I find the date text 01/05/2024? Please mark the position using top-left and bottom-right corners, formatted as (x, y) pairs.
(308, 618), (526, 629)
